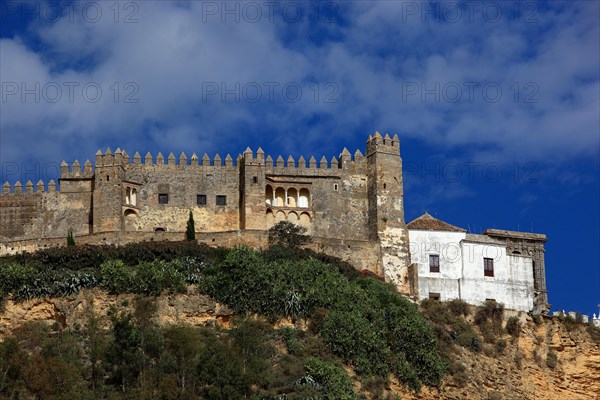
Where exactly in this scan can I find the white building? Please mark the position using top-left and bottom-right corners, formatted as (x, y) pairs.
(407, 212), (546, 312)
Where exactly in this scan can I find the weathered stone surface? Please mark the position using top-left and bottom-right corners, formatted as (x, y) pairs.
(0, 288), (234, 338)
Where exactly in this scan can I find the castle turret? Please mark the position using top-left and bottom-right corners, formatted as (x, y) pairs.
(366, 132), (410, 291)
(93, 148), (126, 233)
(240, 147), (267, 230)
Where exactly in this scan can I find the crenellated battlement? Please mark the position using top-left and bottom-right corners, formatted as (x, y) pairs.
(1, 179), (58, 195)
(366, 131), (400, 156)
(60, 160), (94, 179)
(118, 150), (239, 167)
(238, 147), (367, 174)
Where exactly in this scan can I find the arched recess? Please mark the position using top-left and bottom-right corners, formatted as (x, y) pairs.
(287, 211), (299, 223)
(275, 210), (286, 222)
(124, 209), (139, 232)
(287, 188), (298, 207)
(299, 212), (311, 226)
(266, 209), (275, 226)
(298, 188), (310, 208)
(275, 188), (285, 207)
(265, 185), (273, 206)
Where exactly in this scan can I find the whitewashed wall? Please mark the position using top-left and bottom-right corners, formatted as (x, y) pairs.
(408, 229), (535, 311)
(461, 241), (534, 311)
(408, 230), (466, 301)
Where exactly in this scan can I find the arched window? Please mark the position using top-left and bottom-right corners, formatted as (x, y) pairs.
(131, 189), (137, 206)
(287, 188), (298, 207)
(299, 188), (310, 208)
(275, 187), (285, 207)
(265, 185), (273, 206)
(125, 187), (131, 204)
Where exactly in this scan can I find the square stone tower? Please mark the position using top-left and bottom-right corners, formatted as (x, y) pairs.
(93, 149), (126, 233)
(367, 132), (410, 291)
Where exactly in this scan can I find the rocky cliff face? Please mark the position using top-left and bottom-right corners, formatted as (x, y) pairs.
(391, 316), (600, 400)
(0, 287), (233, 338)
(1, 292), (598, 400)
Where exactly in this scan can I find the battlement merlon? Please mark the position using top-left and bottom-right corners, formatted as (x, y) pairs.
(1, 179), (57, 195)
(366, 132), (401, 157)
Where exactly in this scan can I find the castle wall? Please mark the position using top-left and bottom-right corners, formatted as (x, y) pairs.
(0, 181), (92, 242)
(0, 230), (382, 276)
(123, 163), (241, 233)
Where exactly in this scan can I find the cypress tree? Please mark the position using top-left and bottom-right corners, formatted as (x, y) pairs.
(185, 211), (196, 241)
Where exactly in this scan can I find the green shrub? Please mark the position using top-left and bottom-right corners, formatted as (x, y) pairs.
(447, 299), (470, 317)
(135, 260), (184, 295)
(100, 260), (133, 294)
(268, 221), (310, 248)
(506, 316), (520, 338)
(455, 330), (481, 352)
(420, 299), (454, 325)
(449, 362), (469, 388)
(321, 309), (390, 376)
(393, 352), (421, 392)
(451, 319), (481, 352)
(495, 339), (507, 354)
(304, 357), (357, 400)
(0, 262), (38, 296)
(474, 300), (504, 325)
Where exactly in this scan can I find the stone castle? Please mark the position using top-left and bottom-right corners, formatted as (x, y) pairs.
(0, 132), (548, 312)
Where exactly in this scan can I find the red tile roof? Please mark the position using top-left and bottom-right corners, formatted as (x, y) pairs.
(407, 212), (467, 232)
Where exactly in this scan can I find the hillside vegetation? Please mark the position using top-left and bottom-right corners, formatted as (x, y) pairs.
(1, 229), (599, 399)
(0, 236), (447, 400)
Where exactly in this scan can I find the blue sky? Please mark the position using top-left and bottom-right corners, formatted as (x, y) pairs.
(0, 0), (598, 316)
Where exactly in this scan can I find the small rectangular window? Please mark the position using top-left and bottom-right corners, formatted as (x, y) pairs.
(429, 292), (441, 301)
(158, 194), (168, 204)
(484, 257), (494, 277)
(253, 176), (258, 184)
(334, 184), (339, 191)
(197, 195), (207, 205)
(429, 255), (440, 273)
(216, 195), (227, 206)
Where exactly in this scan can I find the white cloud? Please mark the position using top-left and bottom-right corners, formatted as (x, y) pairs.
(1, 0), (598, 166)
